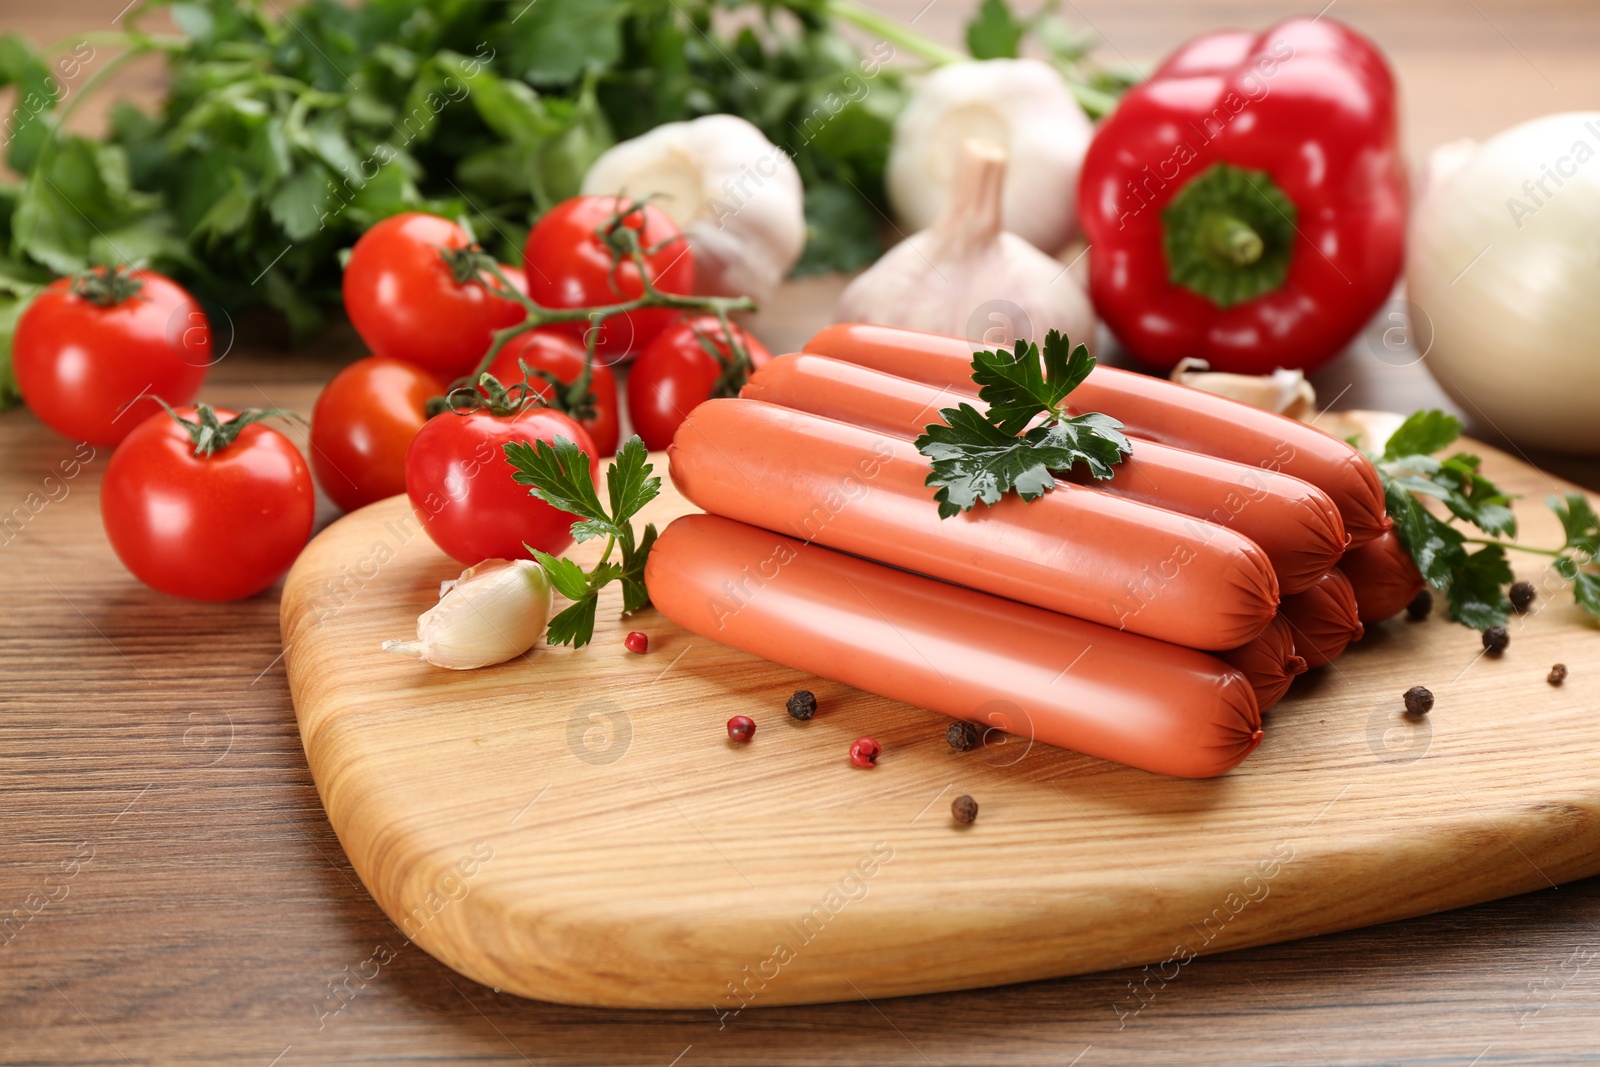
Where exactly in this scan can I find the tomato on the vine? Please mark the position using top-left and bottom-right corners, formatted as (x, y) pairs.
(484, 329), (620, 457)
(406, 402), (597, 566)
(626, 316), (772, 450)
(14, 266), (211, 446)
(101, 405), (315, 601)
(343, 213), (527, 378)
(522, 196), (693, 365)
(311, 357), (443, 513)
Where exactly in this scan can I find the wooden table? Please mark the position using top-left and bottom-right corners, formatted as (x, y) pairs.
(5, 2), (1600, 1064)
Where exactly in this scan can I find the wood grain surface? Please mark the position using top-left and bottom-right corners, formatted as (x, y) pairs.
(279, 434), (1600, 1011)
(6, 0), (1600, 1064)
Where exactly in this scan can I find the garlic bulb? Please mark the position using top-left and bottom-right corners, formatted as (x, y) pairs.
(384, 558), (552, 670)
(1170, 359), (1316, 419)
(580, 114), (805, 303)
(887, 59), (1092, 255)
(836, 139), (1096, 349)
(1410, 112), (1600, 452)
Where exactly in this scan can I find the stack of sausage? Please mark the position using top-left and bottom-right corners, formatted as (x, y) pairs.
(643, 324), (1424, 778)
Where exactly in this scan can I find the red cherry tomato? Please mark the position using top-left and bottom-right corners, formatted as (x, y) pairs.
(14, 267), (210, 446)
(343, 213), (527, 378)
(522, 196), (694, 365)
(101, 406), (315, 601)
(484, 329), (620, 457)
(405, 406), (598, 565)
(311, 357), (443, 513)
(626, 316), (772, 450)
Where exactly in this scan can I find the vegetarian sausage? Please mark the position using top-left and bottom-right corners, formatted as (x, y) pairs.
(804, 323), (1390, 548)
(743, 352), (1348, 594)
(645, 513), (1264, 778)
(1339, 530), (1425, 623)
(1278, 568), (1364, 668)
(1219, 615), (1306, 712)
(671, 398), (1279, 651)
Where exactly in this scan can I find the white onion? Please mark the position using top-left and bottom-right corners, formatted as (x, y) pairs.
(1409, 112), (1600, 452)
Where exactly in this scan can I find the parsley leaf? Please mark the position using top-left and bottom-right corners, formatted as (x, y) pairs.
(1550, 492), (1600, 559)
(915, 330), (1130, 517)
(504, 435), (660, 648)
(1370, 409), (1600, 629)
(1436, 453), (1516, 538)
(1383, 409), (1462, 460)
(1370, 411), (1513, 628)
(1574, 571), (1600, 617)
(508, 435), (610, 527)
(1446, 545), (1513, 630)
(973, 331), (1096, 433)
(966, 0), (1026, 60)
(918, 404), (1071, 519)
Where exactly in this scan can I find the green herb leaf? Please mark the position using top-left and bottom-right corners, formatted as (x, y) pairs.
(1033, 412), (1132, 480)
(1383, 409), (1462, 460)
(606, 436), (661, 528)
(530, 549), (589, 602)
(544, 597), (601, 650)
(1573, 571), (1600, 619)
(507, 435), (610, 527)
(1550, 492), (1600, 558)
(917, 330), (1129, 517)
(1445, 544), (1513, 630)
(918, 403), (1068, 518)
(618, 522), (658, 616)
(966, 0), (1026, 59)
(1383, 481), (1464, 590)
(1435, 452), (1516, 538)
(505, 433), (661, 648)
(971, 331), (1095, 434)
(793, 184), (884, 276)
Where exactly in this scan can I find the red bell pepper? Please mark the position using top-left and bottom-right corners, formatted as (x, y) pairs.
(1078, 18), (1406, 375)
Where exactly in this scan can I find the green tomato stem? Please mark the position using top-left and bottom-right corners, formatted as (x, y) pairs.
(465, 257), (756, 387)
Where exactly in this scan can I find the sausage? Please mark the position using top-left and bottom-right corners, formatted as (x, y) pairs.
(743, 352), (1348, 594)
(1339, 530), (1425, 623)
(645, 513), (1264, 778)
(1219, 615), (1306, 712)
(671, 398), (1279, 651)
(804, 323), (1390, 548)
(1278, 568), (1364, 668)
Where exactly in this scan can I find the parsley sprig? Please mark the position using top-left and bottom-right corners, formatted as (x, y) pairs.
(503, 435), (659, 649)
(914, 331), (1131, 518)
(1367, 410), (1600, 629)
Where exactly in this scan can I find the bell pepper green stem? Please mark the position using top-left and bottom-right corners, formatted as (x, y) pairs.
(1202, 214), (1264, 267)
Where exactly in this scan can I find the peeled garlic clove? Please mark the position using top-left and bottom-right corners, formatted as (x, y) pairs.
(1170, 359), (1317, 419)
(836, 138), (1096, 348)
(580, 114), (805, 304)
(384, 558), (552, 670)
(887, 58), (1092, 256)
(1314, 410), (1409, 454)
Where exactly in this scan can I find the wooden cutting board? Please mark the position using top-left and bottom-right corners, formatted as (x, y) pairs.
(280, 427), (1600, 1011)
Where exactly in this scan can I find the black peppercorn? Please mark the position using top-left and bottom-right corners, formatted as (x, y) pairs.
(1482, 625), (1510, 655)
(1509, 580), (1536, 613)
(951, 795), (978, 824)
(1549, 663), (1568, 686)
(1403, 685), (1433, 716)
(946, 721), (979, 752)
(786, 690), (817, 721)
(1406, 589), (1433, 621)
